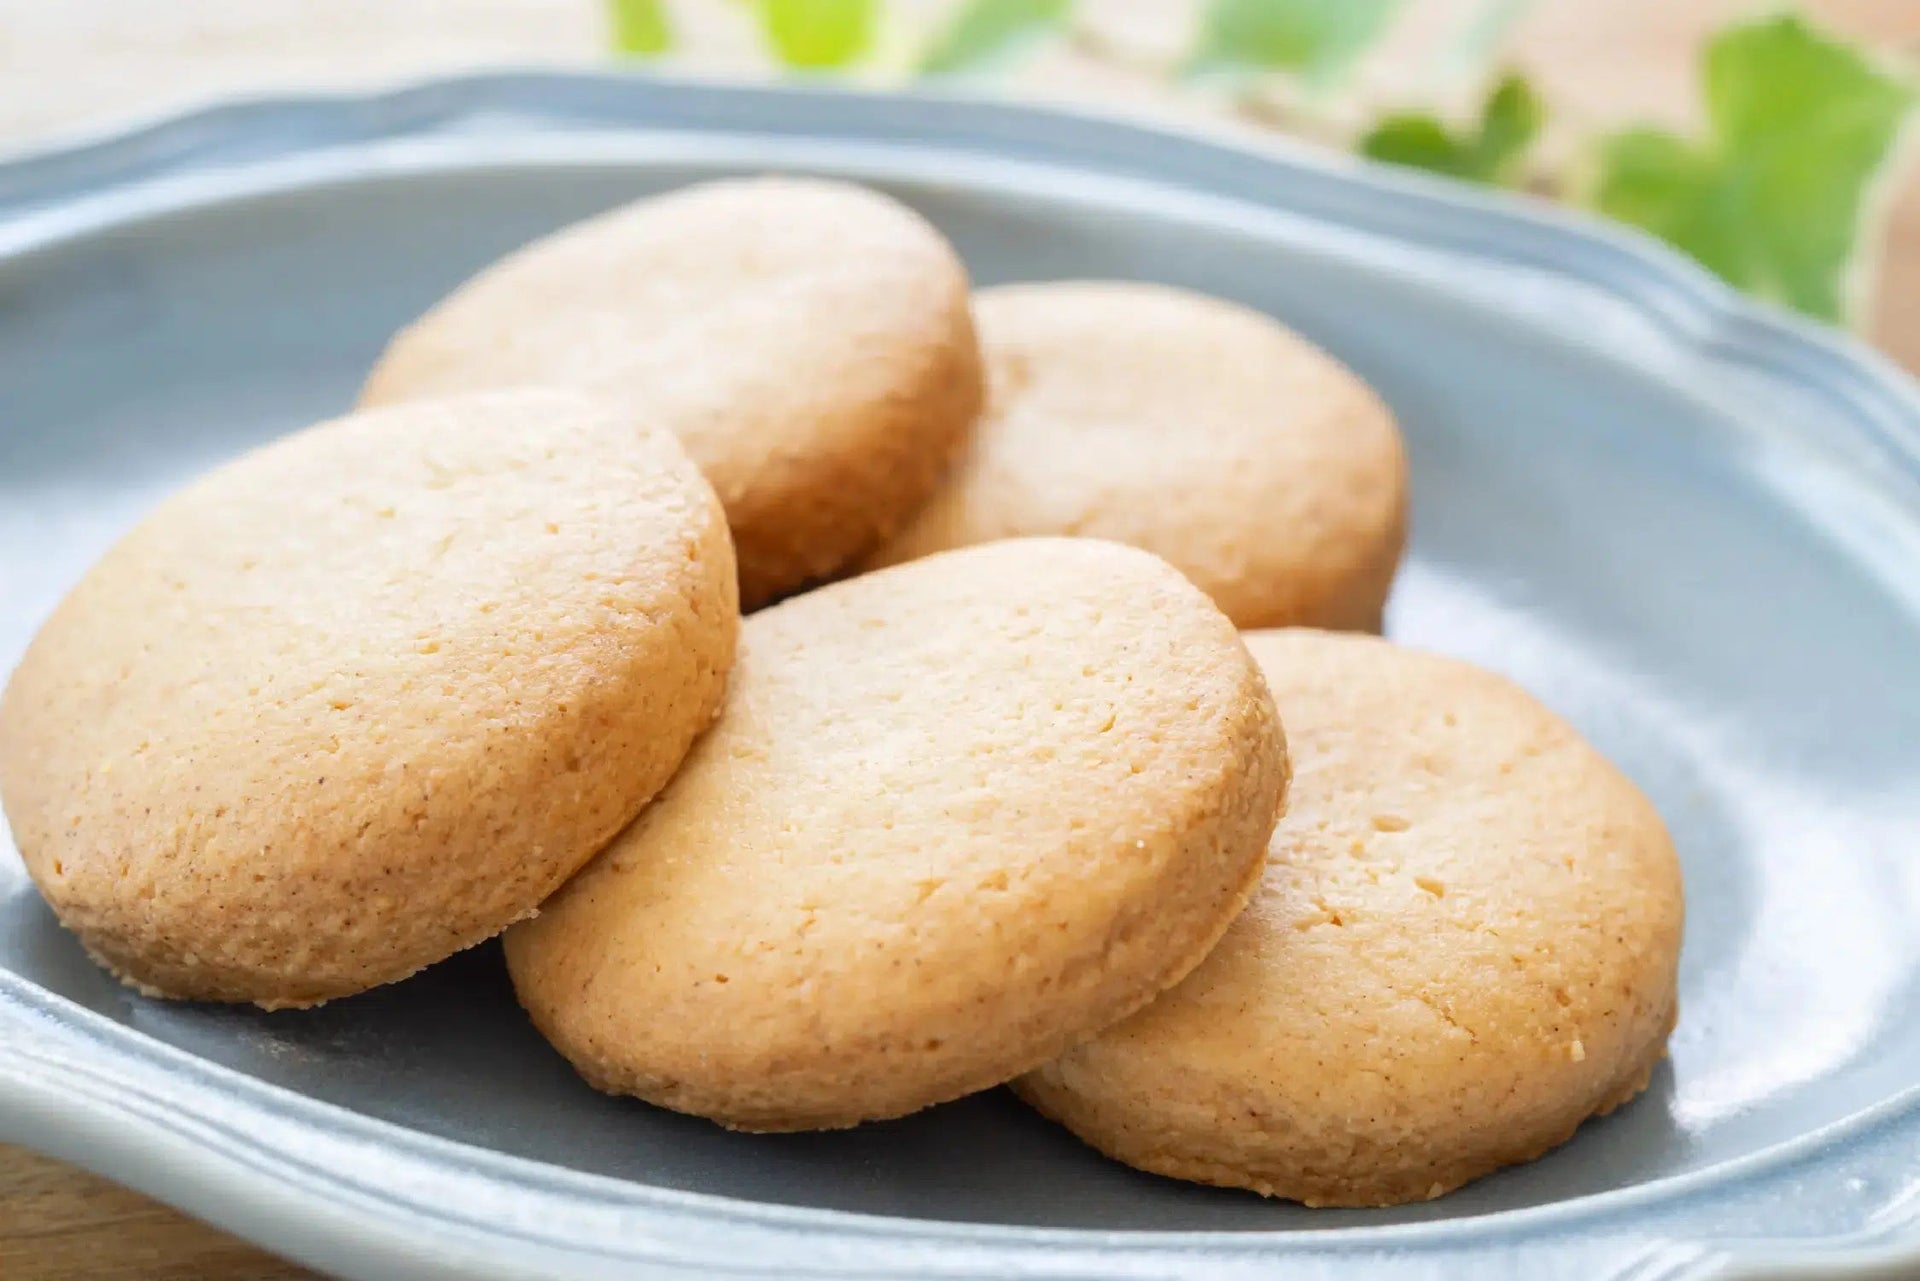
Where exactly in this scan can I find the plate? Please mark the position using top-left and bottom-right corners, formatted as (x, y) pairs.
(2, 73), (1918, 1281)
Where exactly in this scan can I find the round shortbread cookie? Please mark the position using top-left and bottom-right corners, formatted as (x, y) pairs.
(863, 281), (1408, 630)
(0, 390), (738, 1009)
(1016, 629), (1684, 1207)
(504, 538), (1289, 1132)
(360, 176), (984, 610)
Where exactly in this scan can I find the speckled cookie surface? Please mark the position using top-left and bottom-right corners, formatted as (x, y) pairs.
(360, 176), (983, 610)
(504, 538), (1289, 1132)
(0, 390), (738, 1009)
(862, 282), (1407, 630)
(1017, 629), (1684, 1207)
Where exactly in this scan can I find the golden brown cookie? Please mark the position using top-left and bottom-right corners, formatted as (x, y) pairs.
(360, 176), (983, 610)
(505, 538), (1288, 1132)
(863, 281), (1408, 630)
(1017, 629), (1684, 1207)
(0, 389), (738, 1009)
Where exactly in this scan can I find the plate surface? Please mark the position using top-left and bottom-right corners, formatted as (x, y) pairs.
(2, 74), (1919, 1281)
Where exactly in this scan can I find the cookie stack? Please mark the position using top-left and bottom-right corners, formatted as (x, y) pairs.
(0, 178), (1683, 1208)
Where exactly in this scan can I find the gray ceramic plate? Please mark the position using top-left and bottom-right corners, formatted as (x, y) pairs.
(2, 74), (1918, 1281)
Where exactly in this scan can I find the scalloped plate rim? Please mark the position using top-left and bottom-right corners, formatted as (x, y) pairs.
(0, 70), (1916, 1281)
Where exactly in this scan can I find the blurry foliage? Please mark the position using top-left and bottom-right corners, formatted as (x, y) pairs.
(754, 0), (879, 69)
(606, 1), (1918, 325)
(920, 0), (1072, 77)
(608, 0), (672, 55)
(1361, 72), (1541, 186)
(1593, 15), (1913, 323)
(1187, 0), (1404, 94)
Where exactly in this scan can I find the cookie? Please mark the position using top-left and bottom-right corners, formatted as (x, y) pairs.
(360, 176), (984, 610)
(0, 389), (738, 1009)
(504, 538), (1289, 1132)
(1017, 629), (1684, 1207)
(862, 282), (1408, 630)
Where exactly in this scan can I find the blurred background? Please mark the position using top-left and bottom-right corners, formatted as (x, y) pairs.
(1, 1), (1916, 363)
(0, 3), (1915, 1278)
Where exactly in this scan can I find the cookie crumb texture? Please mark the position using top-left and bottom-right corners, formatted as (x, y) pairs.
(1017, 630), (1684, 1207)
(865, 282), (1407, 630)
(505, 538), (1289, 1131)
(0, 390), (738, 1009)
(361, 177), (984, 610)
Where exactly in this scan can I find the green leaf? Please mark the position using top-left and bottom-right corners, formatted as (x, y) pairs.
(1363, 116), (1471, 176)
(1361, 72), (1543, 185)
(756, 0), (877, 69)
(1592, 15), (1914, 323)
(1189, 0), (1404, 93)
(1478, 73), (1542, 168)
(1705, 14), (1907, 152)
(1594, 129), (1751, 287)
(919, 0), (1071, 77)
(607, 0), (672, 57)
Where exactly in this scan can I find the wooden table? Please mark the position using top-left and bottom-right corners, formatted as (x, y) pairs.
(2, 3), (1916, 1277)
